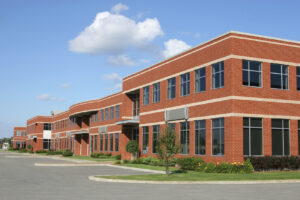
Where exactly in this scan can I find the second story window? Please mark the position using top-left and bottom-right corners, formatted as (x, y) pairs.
(115, 105), (119, 119)
(110, 107), (114, 120)
(105, 108), (109, 120)
(101, 109), (104, 121)
(22, 131), (26, 136)
(153, 82), (160, 103)
(143, 86), (149, 105)
(243, 60), (262, 87)
(195, 67), (206, 93)
(95, 112), (98, 122)
(44, 123), (51, 130)
(180, 72), (190, 96)
(271, 63), (288, 90)
(212, 61), (224, 89)
(167, 77), (176, 100)
(16, 131), (21, 136)
(297, 67), (300, 91)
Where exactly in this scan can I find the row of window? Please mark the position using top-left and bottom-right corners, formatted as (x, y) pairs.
(100, 105), (120, 122)
(142, 60), (300, 106)
(142, 118), (300, 156)
(16, 131), (26, 136)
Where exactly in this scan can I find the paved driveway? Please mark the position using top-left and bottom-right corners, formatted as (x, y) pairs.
(0, 151), (299, 200)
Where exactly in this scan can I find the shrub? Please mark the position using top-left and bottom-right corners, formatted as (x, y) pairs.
(126, 141), (139, 155)
(115, 160), (121, 165)
(27, 144), (32, 150)
(246, 156), (300, 171)
(114, 154), (121, 160)
(204, 162), (216, 173)
(62, 150), (73, 157)
(36, 150), (47, 154)
(123, 160), (130, 164)
(214, 162), (231, 173)
(242, 158), (254, 173)
(46, 150), (63, 155)
(177, 157), (205, 170)
(105, 153), (112, 157)
(91, 152), (103, 158)
(18, 149), (28, 153)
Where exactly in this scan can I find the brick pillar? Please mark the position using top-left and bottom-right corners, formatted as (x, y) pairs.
(206, 119), (212, 163)
(263, 118), (272, 156)
(290, 120), (298, 156)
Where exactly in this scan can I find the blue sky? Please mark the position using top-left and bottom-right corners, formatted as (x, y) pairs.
(1, 0), (300, 138)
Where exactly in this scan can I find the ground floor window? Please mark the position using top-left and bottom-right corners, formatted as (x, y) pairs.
(16, 141), (20, 149)
(43, 139), (51, 150)
(100, 134), (103, 152)
(142, 126), (149, 153)
(152, 125), (160, 153)
(195, 120), (205, 155)
(243, 117), (263, 156)
(272, 119), (289, 156)
(94, 135), (97, 152)
(299, 121), (300, 155)
(90, 136), (94, 153)
(212, 118), (224, 156)
(22, 141), (26, 149)
(180, 121), (189, 154)
(110, 134), (113, 152)
(104, 134), (108, 152)
(115, 133), (119, 152)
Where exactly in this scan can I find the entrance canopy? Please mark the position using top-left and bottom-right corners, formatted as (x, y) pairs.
(115, 119), (139, 125)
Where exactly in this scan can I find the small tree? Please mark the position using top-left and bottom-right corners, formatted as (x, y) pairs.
(126, 140), (139, 160)
(157, 125), (179, 176)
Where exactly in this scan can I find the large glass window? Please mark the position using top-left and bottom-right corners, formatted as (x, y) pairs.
(22, 131), (26, 136)
(153, 82), (160, 103)
(16, 131), (21, 136)
(115, 105), (120, 119)
(100, 134), (103, 152)
(105, 108), (109, 120)
(243, 60), (262, 87)
(298, 121), (300, 155)
(94, 135), (97, 151)
(243, 117), (263, 156)
(104, 134), (108, 152)
(110, 134), (113, 152)
(167, 77), (176, 100)
(115, 133), (119, 152)
(43, 139), (51, 150)
(271, 64), (288, 89)
(101, 109), (104, 121)
(297, 67), (300, 91)
(95, 112), (98, 122)
(142, 126), (149, 153)
(212, 61), (224, 89)
(180, 122), (189, 154)
(272, 119), (290, 156)
(90, 136), (94, 153)
(110, 107), (114, 120)
(152, 125), (160, 153)
(143, 86), (149, 105)
(180, 73), (190, 96)
(195, 120), (206, 155)
(195, 67), (206, 93)
(212, 118), (224, 155)
(44, 123), (51, 130)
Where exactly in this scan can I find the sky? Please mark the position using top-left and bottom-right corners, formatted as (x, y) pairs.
(1, 0), (300, 138)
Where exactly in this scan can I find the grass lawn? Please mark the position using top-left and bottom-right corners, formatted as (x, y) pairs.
(99, 164), (300, 181)
(68, 155), (116, 162)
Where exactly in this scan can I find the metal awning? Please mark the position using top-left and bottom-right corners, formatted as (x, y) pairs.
(115, 119), (139, 125)
(69, 110), (98, 118)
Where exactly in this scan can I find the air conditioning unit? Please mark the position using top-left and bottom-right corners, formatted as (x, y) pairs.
(165, 107), (188, 122)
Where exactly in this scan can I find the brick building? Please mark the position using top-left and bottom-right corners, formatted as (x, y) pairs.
(13, 31), (300, 162)
(12, 127), (27, 149)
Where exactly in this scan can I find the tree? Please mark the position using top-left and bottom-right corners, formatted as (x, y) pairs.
(157, 125), (179, 176)
(126, 140), (139, 160)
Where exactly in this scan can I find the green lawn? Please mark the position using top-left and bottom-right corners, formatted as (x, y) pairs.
(99, 164), (300, 181)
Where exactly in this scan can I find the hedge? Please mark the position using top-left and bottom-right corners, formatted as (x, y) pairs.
(245, 156), (300, 171)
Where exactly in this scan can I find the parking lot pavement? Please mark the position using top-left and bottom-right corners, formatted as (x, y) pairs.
(1, 151), (300, 200)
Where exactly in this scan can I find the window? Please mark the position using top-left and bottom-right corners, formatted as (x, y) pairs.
(271, 64), (288, 89)
(272, 119), (289, 156)
(22, 131), (26, 136)
(44, 123), (51, 130)
(180, 73), (190, 96)
(22, 141), (26, 149)
(152, 125), (160, 153)
(95, 113), (98, 122)
(212, 61), (224, 89)
(242, 60), (262, 87)
(298, 121), (300, 155)
(90, 136), (94, 153)
(143, 86), (149, 105)
(195, 120), (206, 155)
(94, 135), (97, 151)
(100, 134), (103, 152)
(16, 131), (21, 136)
(104, 134), (108, 151)
(115, 105), (120, 119)
(91, 115), (94, 123)
(167, 77), (176, 99)
(243, 118), (263, 156)
(110, 107), (114, 120)
(115, 133), (119, 152)
(195, 67), (206, 93)
(153, 82), (160, 103)
(101, 109), (104, 121)
(212, 118), (224, 155)
(43, 139), (51, 150)
(180, 122), (189, 154)
(297, 67), (300, 91)
(110, 134), (113, 152)
(142, 126), (149, 153)
(105, 108), (109, 120)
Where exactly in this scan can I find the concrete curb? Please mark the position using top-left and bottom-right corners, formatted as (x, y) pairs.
(105, 164), (165, 174)
(88, 176), (300, 185)
(35, 163), (110, 167)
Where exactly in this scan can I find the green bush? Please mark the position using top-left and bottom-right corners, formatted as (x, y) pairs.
(204, 162), (216, 173)
(115, 160), (121, 164)
(114, 154), (121, 160)
(62, 150), (73, 157)
(123, 160), (130, 164)
(27, 144), (32, 149)
(214, 162), (231, 173)
(18, 149), (28, 153)
(126, 140), (139, 154)
(46, 150), (63, 155)
(177, 157), (205, 170)
(91, 152), (104, 158)
(36, 150), (47, 154)
(246, 156), (300, 171)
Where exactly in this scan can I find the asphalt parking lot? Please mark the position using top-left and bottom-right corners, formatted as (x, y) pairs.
(0, 151), (299, 200)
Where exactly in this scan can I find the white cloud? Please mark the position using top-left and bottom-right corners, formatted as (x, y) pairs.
(107, 55), (135, 67)
(37, 94), (65, 102)
(162, 39), (191, 59)
(101, 73), (122, 90)
(69, 12), (163, 56)
(111, 3), (129, 14)
(61, 83), (70, 89)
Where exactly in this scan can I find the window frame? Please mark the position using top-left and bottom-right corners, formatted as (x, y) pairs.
(271, 119), (290, 156)
(115, 105), (120, 119)
(212, 118), (224, 156)
(180, 73), (190, 97)
(142, 126), (149, 153)
(242, 60), (262, 88)
(195, 120), (206, 155)
(243, 117), (263, 156)
(270, 63), (289, 90)
(180, 121), (190, 155)
(297, 67), (300, 91)
(152, 125), (160, 154)
(167, 77), (176, 100)
(115, 133), (119, 152)
(143, 86), (150, 106)
(110, 107), (114, 120)
(153, 82), (160, 103)
(195, 67), (206, 93)
(212, 61), (224, 89)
